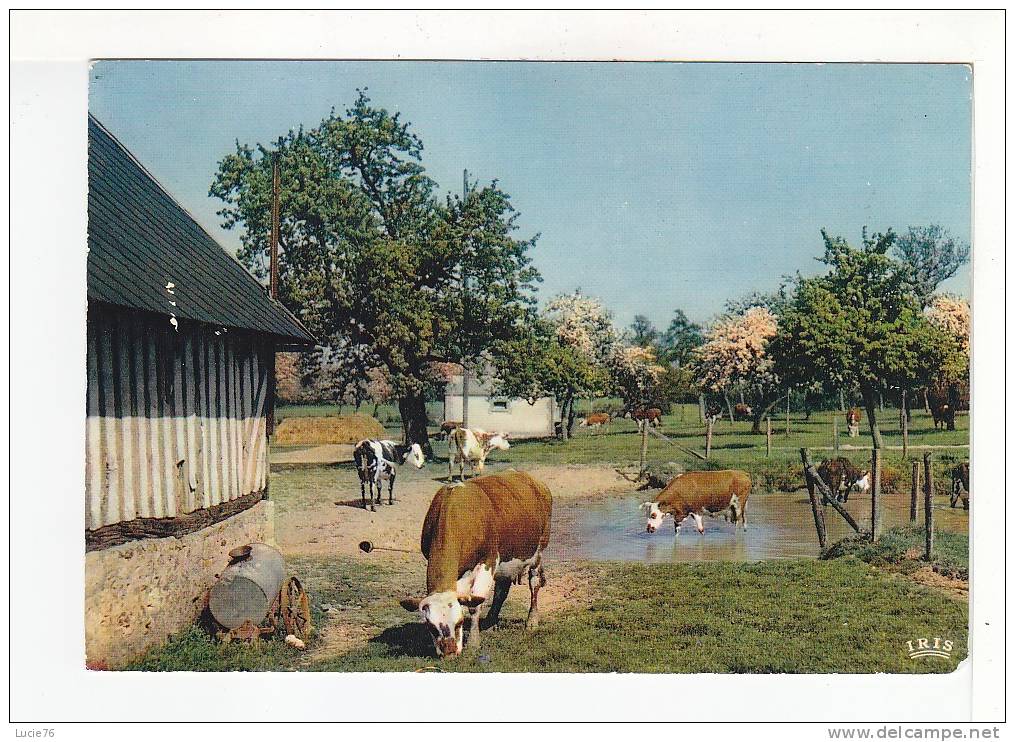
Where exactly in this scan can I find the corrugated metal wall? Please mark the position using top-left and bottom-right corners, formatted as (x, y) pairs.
(85, 304), (271, 532)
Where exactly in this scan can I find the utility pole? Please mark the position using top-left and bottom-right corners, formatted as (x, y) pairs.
(270, 153), (280, 300)
(460, 169), (470, 428)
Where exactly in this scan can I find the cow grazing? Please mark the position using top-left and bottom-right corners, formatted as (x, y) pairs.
(400, 471), (552, 657)
(579, 412), (611, 432)
(950, 462), (970, 509)
(733, 403), (753, 421)
(816, 456), (870, 504)
(846, 408), (861, 438)
(448, 427), (510, 481)
(353, 439), (425, 511)
(627, 407), (663, 427)
(641, 469), (751, 535)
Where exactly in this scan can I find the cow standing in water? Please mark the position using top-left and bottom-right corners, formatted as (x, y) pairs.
(641, 470), (751, 535)
(846, 408), (862, 438)
(401, 471), (552, 657)
(353, 439), (425, 511)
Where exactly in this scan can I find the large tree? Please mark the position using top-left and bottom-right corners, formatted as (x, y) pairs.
(770, 228), (961, 448)
(892, 224), (970, 307)
(629, 314), (659, 348)
(211, 92), (540, 453)
(658, 309), (703, 368)
(494, 292), (617, 439)
(692, 306), (781, 433)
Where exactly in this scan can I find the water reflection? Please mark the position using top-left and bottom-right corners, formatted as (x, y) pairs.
(550, 490), (968, 564)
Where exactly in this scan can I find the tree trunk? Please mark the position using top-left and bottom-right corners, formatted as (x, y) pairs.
(566, 397), (578, 438)
(559, 392), (573, 440)
(723, 391), (735, 425)
(751, 397), (781, 434)
(697, 394), (706, 424)
(399, 394), (433, 457)
(861, 385), (883, 450)
(839, 388), (845, 412)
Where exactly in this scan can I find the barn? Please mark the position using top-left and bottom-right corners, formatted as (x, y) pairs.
(443, 373), (558, 438)
(85, 115), (314, 668)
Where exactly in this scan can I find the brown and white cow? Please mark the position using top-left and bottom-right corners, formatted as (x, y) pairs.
(627, 407), (663, 428)
(733, 403), (753, 421)
(448, 427), (510, 481)
(641, 469), (751, 535)
(434, 420), (461, 441)
(816, 456), (870, 504)
(400, 471), (552, 657)
(579, 412), (611, 432)
(846, 408), (862, 438)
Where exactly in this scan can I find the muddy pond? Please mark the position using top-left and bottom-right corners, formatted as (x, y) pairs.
(549, 489), (968, 564)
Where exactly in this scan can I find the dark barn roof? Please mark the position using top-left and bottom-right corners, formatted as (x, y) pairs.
(87, 115), (314, 345)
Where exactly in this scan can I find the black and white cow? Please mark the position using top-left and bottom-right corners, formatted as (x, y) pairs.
(353, 439), (426, 511)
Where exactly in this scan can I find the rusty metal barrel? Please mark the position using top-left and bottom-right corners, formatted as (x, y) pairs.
(209, 543), (286, 629)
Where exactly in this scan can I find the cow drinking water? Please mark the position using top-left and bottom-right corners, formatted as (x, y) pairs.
(353, 439), (425, 511)
(641, 469), (751, 535)
(400, 471), (552, 657)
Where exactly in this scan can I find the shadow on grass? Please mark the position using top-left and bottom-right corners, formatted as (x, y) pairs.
(368, 621), (437, 659)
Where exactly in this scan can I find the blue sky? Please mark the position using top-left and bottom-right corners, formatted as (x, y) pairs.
(89, 61), (971, 329)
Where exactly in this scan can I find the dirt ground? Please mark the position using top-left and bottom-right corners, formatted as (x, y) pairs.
(273, 455), (631, 663)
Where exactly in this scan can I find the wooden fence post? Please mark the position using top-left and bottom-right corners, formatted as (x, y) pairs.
(870, 448), (882, 542)
(910, 460), (919, 523)
(801, 447), (861, 534)
(833, 416), (839, 452)
(923, 452), (934, 560)
(800, 448), (827, 550)
(705, 418), (713, 459)
(639, 420), (649, 478)
(901, 389), (909, 459)
(766, 417), (772, 457)
(785, 391), (791, 436)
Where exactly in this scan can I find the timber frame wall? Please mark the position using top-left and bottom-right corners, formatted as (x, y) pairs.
(85, 302), (274, 551)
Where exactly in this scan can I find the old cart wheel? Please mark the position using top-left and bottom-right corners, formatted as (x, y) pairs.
(280, 576), (312, 640)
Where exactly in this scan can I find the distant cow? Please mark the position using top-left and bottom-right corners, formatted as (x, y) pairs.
(579, 412), (611, 432)
(400, 471), (552, 657)
(353, 439), (426, 511)
(733, 403), (753, 421)
(928, 393), (954, 430)
(448, 427), (510, 481)
(846, 408), (861, 438)
(950, 462), (969, 509)
(627, 407), (662, 428)
(641, 469), (751, 535)
(434, 420), (461, 440)
(816, 457), (871, 504)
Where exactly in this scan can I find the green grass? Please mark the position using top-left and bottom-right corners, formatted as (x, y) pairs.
(824, 527), (968, 580)
(128, 558), (967, 673)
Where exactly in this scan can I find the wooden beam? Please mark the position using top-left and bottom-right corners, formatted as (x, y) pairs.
(85, 487), (266, 552)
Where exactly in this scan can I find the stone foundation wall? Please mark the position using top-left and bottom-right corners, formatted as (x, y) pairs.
(85, 500), (274, 669)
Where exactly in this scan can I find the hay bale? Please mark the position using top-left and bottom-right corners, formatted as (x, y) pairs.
(273, 415), (386, 445)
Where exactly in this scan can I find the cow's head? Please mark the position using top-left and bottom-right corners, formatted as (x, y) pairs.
(640, 501), (669, 533)
(401, 591), (485, 657)
(852, 470), (871, 493)
(400, 442), (426, 469)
